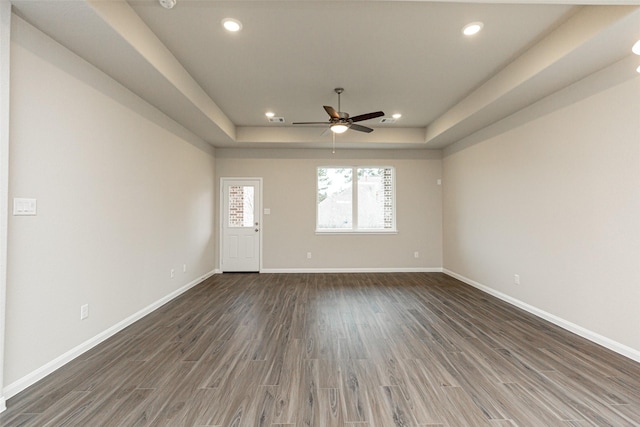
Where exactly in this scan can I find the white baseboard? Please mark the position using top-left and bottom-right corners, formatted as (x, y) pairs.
(3, 269), (217, 401)
(261, 267), (444, 273)
(443, 269), (640, 364)
(0, 397), (5, 413)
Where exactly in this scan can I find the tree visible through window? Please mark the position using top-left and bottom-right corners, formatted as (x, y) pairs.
(317, 166), (395, 232)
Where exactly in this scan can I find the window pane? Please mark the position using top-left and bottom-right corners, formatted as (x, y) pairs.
(357, 168), (393, 229)
(228, 185), (254, 228)
(317, 168), (352, 229)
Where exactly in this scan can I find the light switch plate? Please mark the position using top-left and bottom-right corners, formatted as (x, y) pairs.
(13, 198), (37, 216)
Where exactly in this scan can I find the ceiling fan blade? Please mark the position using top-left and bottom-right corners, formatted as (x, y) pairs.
(350, 111), (384, 123)
(324, 106), (340, 119)
(349, 124), (374, 133)
(292, 121), (331, 125)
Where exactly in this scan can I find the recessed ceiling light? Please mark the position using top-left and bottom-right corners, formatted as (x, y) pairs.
(462, 22), (483, 36)
(392, 113), (402, 119)
(633, 39), (640, 55)
(265, 112), (275, 118)
(158, 0), (176, 9)
(222, 18), (242, 32)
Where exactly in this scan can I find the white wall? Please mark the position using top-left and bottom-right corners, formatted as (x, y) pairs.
(5, 16), (217, 393)
(442, 67), (640, 357)
(216, 148), (443, 271)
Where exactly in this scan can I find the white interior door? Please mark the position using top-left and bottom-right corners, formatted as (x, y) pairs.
(221, 178), (261, 272)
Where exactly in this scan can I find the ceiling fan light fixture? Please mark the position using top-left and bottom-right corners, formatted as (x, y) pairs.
(265, 111), (275, 118)
(222, 18), (242, 32)
(462, 22), (483, 36)
(392, 113), (402, 119)
(331, 124), (349, 134)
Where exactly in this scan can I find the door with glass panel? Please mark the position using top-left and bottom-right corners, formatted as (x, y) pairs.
(221, 178), (261, 272)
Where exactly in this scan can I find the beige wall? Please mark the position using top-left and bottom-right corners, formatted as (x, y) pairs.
(216, 149), (443, 271)
(443, 69), (640, 356)
(5, 17), (217, 391)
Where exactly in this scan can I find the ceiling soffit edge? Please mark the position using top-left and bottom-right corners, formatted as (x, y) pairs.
(424, 5), (640, 149)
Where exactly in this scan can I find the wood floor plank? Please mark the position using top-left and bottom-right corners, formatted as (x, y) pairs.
(32, 390), (90, 427)
(60, 364), (149, 426)
(490, 347), (589, 422)
(400, 359), (448, 425)
(297, 359), (320, 427)
(538, 347), (635, 405)
(439, 386), (495, 427)
(542, 370), (640, 425)
(190, 387), (223, 426)
(440, 351), (509, 420)
(316, 358), (341, 389)
(375, 385), (417, 426)
(1, 272), (638, 427)
(199, 338), (253, 390)
(246, 385), (277, 427)
(340, 359), (369, 423)
(6, 357), (101, 415)
(117, 362), (195, 426)
(317, 388), (344, 427)
(497, 382), (575, 426)
(272, 339), (304, 424)
(96, 388), (155, 427)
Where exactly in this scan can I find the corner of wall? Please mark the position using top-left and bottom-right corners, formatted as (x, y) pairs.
(0, 0), (12, 411)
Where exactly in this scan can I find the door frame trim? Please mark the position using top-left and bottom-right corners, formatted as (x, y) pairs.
(219, 177), (263, 273)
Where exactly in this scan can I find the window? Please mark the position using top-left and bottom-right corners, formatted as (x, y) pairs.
(317, 166), (395, 233)
(228, 185), (254, 227)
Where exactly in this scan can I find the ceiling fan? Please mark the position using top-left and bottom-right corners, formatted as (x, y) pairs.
(293, 88), (384, 134)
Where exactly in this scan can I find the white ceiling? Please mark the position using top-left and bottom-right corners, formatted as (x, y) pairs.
(10, 0), (640, 149)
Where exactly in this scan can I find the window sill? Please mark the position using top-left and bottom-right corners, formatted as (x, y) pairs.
(315, 229), (398, 235)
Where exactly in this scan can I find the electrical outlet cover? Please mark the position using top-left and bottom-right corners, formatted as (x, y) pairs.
(80, 304), (89, 320)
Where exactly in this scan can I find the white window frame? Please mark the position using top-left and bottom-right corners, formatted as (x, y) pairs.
(316, 166), (397, 234)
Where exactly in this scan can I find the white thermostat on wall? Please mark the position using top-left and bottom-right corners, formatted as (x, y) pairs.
(13, 198), (37, 216)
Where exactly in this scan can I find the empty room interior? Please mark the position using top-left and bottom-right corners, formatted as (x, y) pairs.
(0, 0), (639, 425)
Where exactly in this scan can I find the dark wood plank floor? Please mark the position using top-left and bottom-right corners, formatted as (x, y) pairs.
(1, 273), (639, 426)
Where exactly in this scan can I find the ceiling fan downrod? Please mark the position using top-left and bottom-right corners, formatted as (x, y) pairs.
(335, 87), (344, 113)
